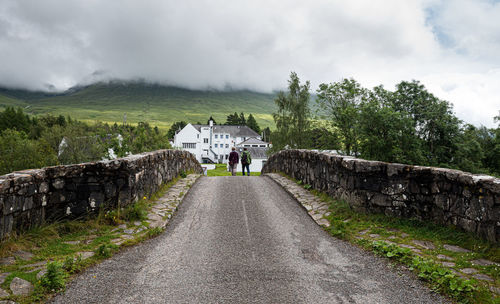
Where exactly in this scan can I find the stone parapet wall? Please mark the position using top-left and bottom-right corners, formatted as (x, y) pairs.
(262, 150), (500, 243)
(0, 150), (202, 240)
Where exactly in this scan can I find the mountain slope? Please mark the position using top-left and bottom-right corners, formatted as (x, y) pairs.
(0, 82), (277, 129)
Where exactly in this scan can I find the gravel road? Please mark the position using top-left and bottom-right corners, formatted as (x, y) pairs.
(51, 176), (447, 303)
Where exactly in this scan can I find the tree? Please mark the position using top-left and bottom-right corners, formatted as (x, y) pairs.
(246, 114), (261, 133)
(316, 78), (366, 156)
(167, 121), (187, 139)
(0, 107), (31, 133)
(239, 112), (246, 125)
(304, 121), (340, 150)
(225, 112), (240, 125)
(272, 72), (311, 151)
(262, 127), (271, 143)
(452, 124), (485, 173)
(0, 129), (57, 175)
(392, 81), (460, 166)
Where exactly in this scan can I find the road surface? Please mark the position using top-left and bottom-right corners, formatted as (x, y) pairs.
(52, 176), (446, 303)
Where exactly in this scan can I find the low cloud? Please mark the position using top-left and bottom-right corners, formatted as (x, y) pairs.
(0, 0), (498, 127)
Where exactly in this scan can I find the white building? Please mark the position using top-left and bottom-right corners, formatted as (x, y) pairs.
(173, 120), (268, 166)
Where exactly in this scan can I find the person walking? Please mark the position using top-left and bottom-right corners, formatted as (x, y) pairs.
(241, 147), (252, 176)
(228, 147), (239, 176)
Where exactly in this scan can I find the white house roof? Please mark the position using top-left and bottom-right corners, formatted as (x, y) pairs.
(192, 124), (260, 138)
(238, 137), (268, 146)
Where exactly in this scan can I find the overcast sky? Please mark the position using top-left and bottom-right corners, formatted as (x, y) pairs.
(0, 0), (499, 127)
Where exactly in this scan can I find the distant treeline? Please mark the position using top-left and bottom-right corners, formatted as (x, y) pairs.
(270, 72), (500, 177)
(0, 107), (170, 175)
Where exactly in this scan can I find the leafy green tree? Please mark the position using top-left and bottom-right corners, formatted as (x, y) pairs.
(316, 78), (366, 156)
(39, 114), (67, 128)
(0, 129), (57, 175)
(272, 72), (311, 151)
(355, 86), (416, 163)
(225, 112), (241, 125)
(118, 122), (171, 155)
(392, 81), (460, 166)
(246, 114), (261, 134)
(167, 121), (187, 139)
(54, 124), (106, 165)
(304, 121), (340, 150)
(477, 115), (500, 175)
(0, 107), (31, 133)
(239, 112), (246, 125)
(452, 124), (485, 173)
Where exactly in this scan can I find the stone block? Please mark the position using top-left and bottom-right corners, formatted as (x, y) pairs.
(48, 193), (61, 205)
(371, 194), (392, 207)
(386, 163), (406, 177)
(0, 178), (10, 193)
(89, 192), (104, 209)
(23, 197), (34, 211)
(104, 183), (117, 198)
(2, 215), (13, 238)
(39, 182), (49, 193)
(52, 178), (65, 190)
(434, 195), (449, 210)
(457, 217), (477, 233)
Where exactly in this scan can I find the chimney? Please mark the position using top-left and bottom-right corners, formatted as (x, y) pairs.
(209, 119), (214, 127)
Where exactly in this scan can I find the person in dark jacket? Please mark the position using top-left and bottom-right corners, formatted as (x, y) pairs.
(241, 147), (252, 176)
(228, 147), (239, 176)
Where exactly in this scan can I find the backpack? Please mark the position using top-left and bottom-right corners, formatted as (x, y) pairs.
(241, 152), (248, 164)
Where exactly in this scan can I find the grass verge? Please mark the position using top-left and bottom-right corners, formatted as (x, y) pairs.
(206, 164), (261, 176)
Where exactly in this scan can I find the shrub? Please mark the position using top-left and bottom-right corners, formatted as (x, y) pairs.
(97, 244), (113, 258)
(123, 201), (148, 222)
(40, 261), (67, 291)
(63, 254), (83, 274)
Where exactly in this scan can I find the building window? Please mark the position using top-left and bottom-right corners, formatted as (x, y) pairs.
(197, 134), (199, 139)
(215, 134), (218, 139)
(225, 144), (229, 148)
(260, 145), (266, 147)
(226, 135), (229, 139)
(252, 145), (258, 147)
(225, 155), (229, 159)
(215, 144), (218, 148)
(182, 143), (196, 149)
(204, 138), (208, 143)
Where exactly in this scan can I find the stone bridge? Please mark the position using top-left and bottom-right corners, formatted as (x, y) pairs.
(1, 149), (498, 243)
(1, 149), (499, 303)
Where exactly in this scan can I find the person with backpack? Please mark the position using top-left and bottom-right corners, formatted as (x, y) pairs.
(241, 147), (252, 176)
(228, 147), (239, 176)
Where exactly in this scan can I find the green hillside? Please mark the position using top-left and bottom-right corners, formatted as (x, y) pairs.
(0, 82), (278, 129)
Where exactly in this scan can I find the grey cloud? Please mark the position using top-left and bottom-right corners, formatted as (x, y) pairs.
(0, 0), (498, 127)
